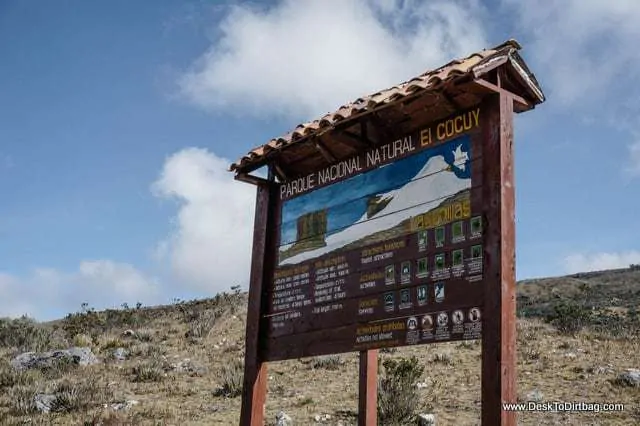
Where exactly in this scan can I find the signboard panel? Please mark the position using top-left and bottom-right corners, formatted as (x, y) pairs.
(261, 108), (486, 360)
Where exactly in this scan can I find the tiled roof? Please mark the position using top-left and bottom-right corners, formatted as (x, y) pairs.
(230, 39), (543, 174)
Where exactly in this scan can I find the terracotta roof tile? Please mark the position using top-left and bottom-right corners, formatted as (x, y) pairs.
(231, 39), (541, 173)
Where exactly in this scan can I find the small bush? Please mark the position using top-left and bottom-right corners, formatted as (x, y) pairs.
(545, 300), (592, 334)
(214, 359), (244, 398)
(35, 356), (78, 380)
(62, 303), (149, 340)
(129, 343), (166, 358)
(457, 341), (475, 350)
(523, 348), (541, 361)
(101, 336), (130, 352)
(50, 377), (113, 413)
(0, 316), (60, 352)
(134, 328), (154, 342)
(432, 353), (453, 365)
(7, 385), (37, 415)
(377, 356), (425, 425)
(311, 355), (343, 370)
(72, 333), (93, 347)
(185, 310), (219, 339)
(297, 396), (314, 406)
(590, 308), (640, 339)
(131, 361), (165, 383)
(0, 361), (38, 388)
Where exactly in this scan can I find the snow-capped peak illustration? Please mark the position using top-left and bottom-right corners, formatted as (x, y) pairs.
(452, 144), (469, 171)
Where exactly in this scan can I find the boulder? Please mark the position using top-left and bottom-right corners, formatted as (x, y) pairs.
(11, 347), (99, 371)
(617, 369), (640, 387)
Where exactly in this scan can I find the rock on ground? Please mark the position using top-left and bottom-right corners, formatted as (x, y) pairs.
(169, 358), (207, 376)
(617, 368), (640, 387)
(525, 389), (544, 402)
(418, 413), (436, 425)
(313, 413), (331, 422)
(108, 400), (139, 411)
(113, 347), (128, 361)
(11, 347), (99, 371)
(34, 394), (56, 413)
(276, 410), (293, 426)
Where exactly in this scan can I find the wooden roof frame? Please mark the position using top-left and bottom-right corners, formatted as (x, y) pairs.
(231, 39), (545, 184)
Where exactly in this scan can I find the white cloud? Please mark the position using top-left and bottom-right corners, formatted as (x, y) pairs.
(564, 251), (640, 274)
(152, 148), (255, 294)
(502, 0), (640, 106)
(0, 261), (161, 320)
(502, 0), (640, 177)
(178, 0), (488, 120)
(627, 141), (640, 176)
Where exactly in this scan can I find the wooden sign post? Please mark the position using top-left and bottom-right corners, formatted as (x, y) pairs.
(481, 92), (517, 426)
(231, 40), (544, 426)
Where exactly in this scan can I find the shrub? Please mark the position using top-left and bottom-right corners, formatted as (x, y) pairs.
(432, 353), (454, 365)
(590, 308), (640, 338)
(311, 355), (344, 370)
(7, 385), (37, 415)
(61, 303), (149, 340)
(0, 361), (38, 388)
(62, 309), (105, 340)
(545, 300), (592, 334)
(37, 355), (78, 380)
(185, 310), (219, 340)
(377, 356), (425, 425)
(214, 359), (244, 398)
(49, 377), (113, 413)
(131, 361), (165, 383)
(0, 316), (59, 352)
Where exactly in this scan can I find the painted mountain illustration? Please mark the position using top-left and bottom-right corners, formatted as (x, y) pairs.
(366, 191), (395, 219)
(279, 153), (471, 265)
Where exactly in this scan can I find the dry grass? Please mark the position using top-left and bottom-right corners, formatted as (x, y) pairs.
(0, 271), (638, 425)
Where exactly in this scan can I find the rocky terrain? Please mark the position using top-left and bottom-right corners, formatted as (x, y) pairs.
(0, 267), (639, 425)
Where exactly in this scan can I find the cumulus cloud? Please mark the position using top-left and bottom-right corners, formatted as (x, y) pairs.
(152, 148), (255, 294)
(564, 251), (640, 274)
(502, 0), (640, 176)
(502, 0), (640, 106)
(178, 0), (488, 120)
(0, 261), (160, 320)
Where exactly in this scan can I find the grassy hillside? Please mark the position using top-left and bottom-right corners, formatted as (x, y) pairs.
(1, 268), (639, 425)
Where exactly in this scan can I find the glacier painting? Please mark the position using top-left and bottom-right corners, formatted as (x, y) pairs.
(278, 135), (472, 266)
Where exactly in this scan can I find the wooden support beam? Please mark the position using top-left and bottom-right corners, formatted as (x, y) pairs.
(272, 163), (289, 182)
(314, 138), (337, 163)
(358, 349), (378, 426)
(369, 113), (396, 143)
(360, 120), (372, 146)
(239, 172), (276, 426)
(340, 130), (371, 148)
(235, 173), (270, 186)
(472, 79), (530, 112)
(480, 93), (517, 426)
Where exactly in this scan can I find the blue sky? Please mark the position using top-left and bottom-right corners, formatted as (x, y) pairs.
(1, 0), (639, 320)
